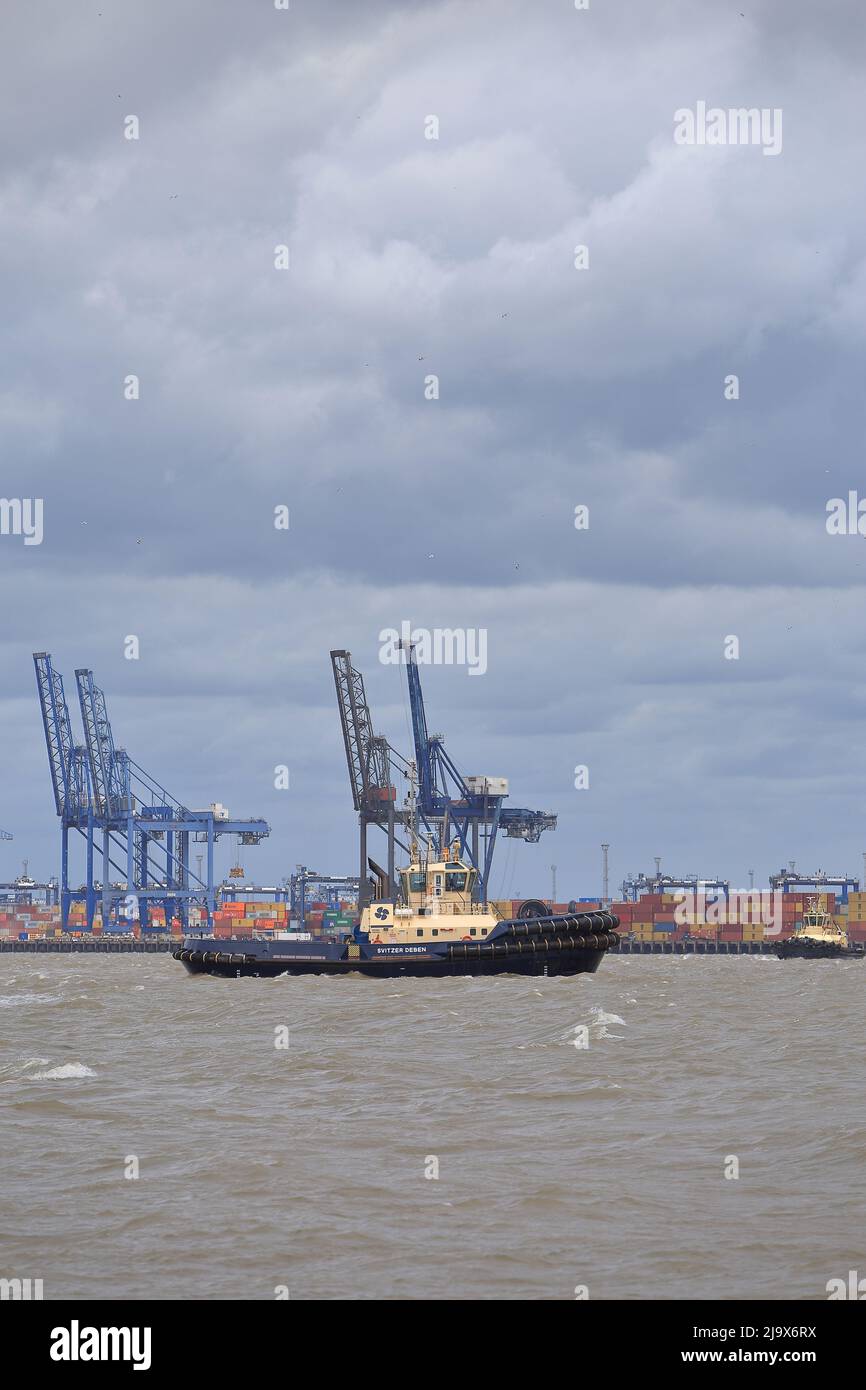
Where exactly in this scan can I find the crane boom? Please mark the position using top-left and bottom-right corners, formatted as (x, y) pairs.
(330, 650), (392, 810)
(401, 641), (556, 893)
(33, 653), (78, 819)
(75, 669), (130, 819)
(402, 641), (436, 808)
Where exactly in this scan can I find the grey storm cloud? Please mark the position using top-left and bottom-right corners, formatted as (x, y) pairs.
(2, 0), (866, 895)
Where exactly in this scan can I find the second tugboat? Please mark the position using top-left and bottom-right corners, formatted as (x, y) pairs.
(775, 897), (865, 960)
(174, 844), (619, 979)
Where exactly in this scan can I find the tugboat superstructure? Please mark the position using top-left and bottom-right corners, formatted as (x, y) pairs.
(775, 897), (865, 960)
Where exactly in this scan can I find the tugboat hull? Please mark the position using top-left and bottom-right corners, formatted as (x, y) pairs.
(175, 949), (610, 979)
(174, 912), (619, 980)
(775, 939), (865, 961)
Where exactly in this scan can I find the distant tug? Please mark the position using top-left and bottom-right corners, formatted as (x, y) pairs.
(174, 845), (619, 979)
(775, 897), (865, 961)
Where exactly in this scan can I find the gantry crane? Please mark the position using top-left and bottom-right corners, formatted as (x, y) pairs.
(34, 653), (270, 932)
(401, 640), (556, 895)
(619, 871), (730, 902)
(331, 645), (556, 905)
(769, 867), (858, 903)
(331, 649), (411, 905)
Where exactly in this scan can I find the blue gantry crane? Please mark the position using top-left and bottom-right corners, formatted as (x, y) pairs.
(34, 653), (90, 924)
(290, 867), (360, 930)
(34, 653), (270, 933)
(619, 871), (731, 903)
(769, 866), (859, 904)
(0, 827), (13, 889)
(401, 641), (556, 896)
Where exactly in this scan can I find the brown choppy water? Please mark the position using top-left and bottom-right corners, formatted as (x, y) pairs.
(1, 954), (864, 1301)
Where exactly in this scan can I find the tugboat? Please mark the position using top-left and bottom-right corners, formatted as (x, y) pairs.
(775, 897), (865, 960)
(173, 844), (619, 979)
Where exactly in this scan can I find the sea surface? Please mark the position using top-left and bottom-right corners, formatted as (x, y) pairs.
(1, 954), (863, 1301)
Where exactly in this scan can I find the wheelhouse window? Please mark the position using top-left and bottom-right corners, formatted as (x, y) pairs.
(408, 872), (426, 893)
(445, 870), (467, 892)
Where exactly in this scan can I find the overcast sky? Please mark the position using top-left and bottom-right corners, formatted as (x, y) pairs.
(2, 0), (866, 898)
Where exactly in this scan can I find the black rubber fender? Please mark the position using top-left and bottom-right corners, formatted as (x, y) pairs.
(516, 899), (551, 920)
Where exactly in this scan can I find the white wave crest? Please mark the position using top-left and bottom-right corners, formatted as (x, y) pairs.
(590, 1008), (626, 1027)
(32, 1062), (96, 1080)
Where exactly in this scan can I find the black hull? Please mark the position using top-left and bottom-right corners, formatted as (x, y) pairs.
(179, 948), (608, 979)
(775, 940), (864, 960)
(175, 911), (619, 980)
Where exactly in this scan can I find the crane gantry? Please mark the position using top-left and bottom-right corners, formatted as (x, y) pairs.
(331, 645), (556, 906)
(34, 653), (269, 932)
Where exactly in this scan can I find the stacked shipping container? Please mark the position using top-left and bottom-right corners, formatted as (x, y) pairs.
(7, 883), (866, 946)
